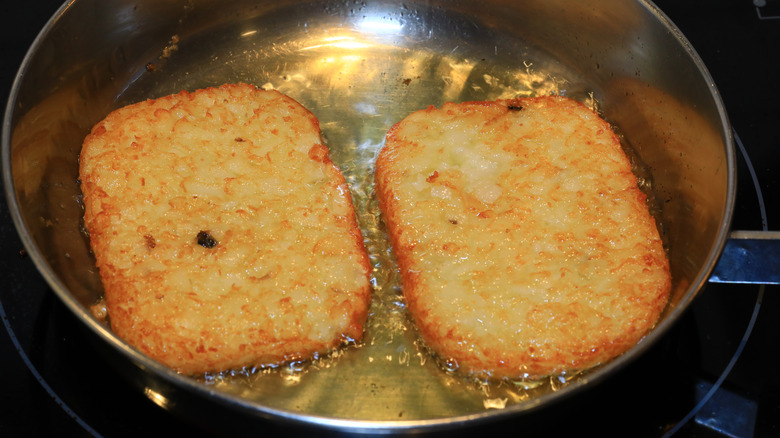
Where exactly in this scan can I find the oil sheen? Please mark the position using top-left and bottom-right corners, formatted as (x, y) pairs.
(112, 7), (663, 421)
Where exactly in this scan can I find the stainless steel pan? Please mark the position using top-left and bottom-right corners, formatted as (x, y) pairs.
(3, 0), (778, 433)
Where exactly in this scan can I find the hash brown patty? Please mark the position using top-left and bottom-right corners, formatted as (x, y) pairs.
(79, 83), (371, 375)
(374, 96), (671, 379)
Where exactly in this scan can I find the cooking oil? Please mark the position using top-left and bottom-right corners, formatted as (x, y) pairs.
(112, 4), (662, 421)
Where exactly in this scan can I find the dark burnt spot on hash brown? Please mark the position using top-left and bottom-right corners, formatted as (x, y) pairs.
(144, 234), (156, 249)
(197, 231), (218, 248)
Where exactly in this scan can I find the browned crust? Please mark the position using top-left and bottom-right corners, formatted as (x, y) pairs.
(375, 96), (671, 379)
(80, 83), (371, 375)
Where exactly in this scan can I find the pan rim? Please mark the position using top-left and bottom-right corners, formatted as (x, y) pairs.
(1, 0), (738, 433)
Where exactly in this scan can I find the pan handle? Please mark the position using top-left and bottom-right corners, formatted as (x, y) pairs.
(708, 230), (780, 285)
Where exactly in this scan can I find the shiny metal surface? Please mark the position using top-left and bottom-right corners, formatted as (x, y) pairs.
(710, 231), (780, 284)
(2, 0), (739, 432)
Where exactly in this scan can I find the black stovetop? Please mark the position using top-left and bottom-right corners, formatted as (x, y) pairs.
(1, 1), (778, 437)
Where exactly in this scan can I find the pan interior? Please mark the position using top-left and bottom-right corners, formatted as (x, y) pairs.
(3, 0), (732, 427)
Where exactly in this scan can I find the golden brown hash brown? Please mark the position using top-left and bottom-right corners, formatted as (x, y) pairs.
(79, 83), (371, 375)
(374, 96), (671, 379)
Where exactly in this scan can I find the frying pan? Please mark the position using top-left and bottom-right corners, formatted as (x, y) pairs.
(3, 0), (778, 434)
